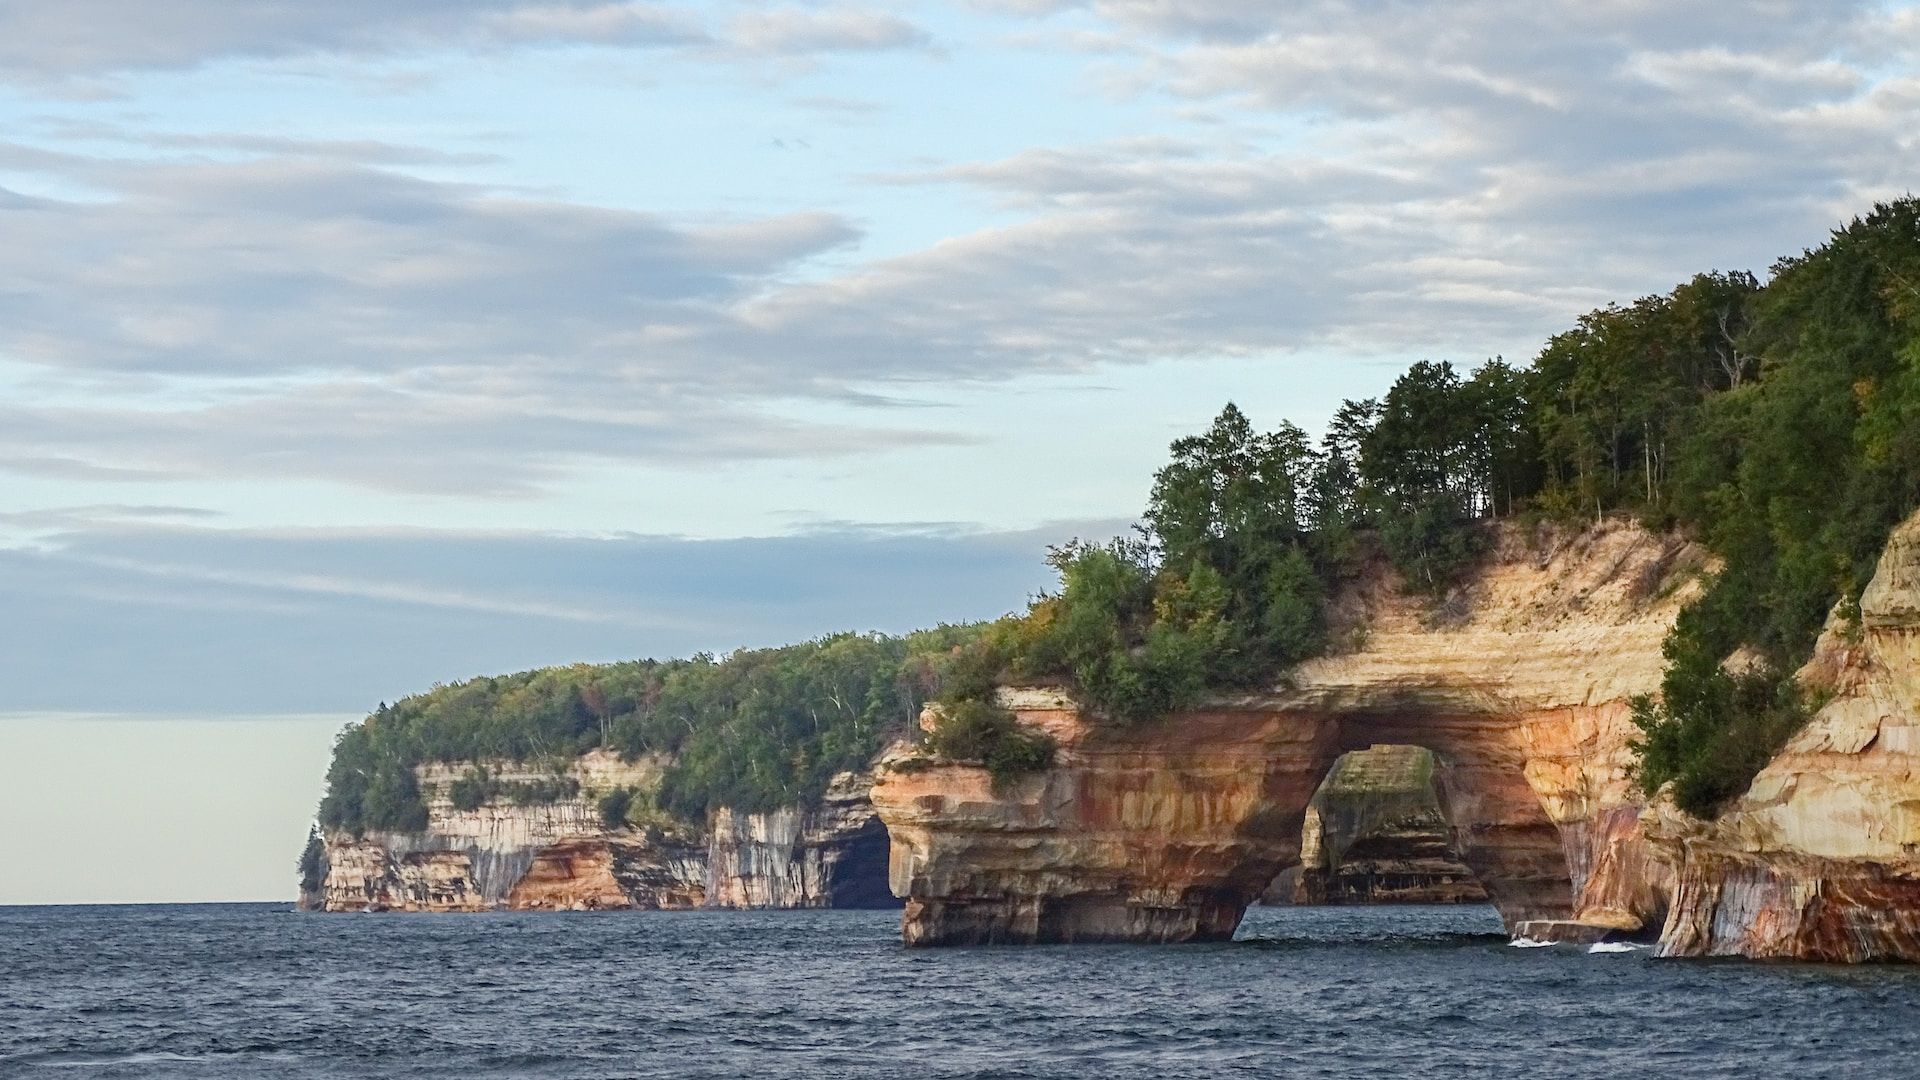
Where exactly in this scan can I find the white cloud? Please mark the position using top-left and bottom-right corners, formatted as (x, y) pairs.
(2, 1), (1916, 501)
(729, 6), (934, 54)
(0, 1), (938, 85)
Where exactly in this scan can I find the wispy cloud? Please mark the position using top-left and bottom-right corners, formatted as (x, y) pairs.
(729, 6), (934, 55)
(0, 520), (1099, 712)
(0, 1), (938, 86)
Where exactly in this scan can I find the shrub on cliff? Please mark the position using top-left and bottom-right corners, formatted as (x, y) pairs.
(448, 767), (492, 811)
(924, 699), (1055, 789)
(925, 407), (1337, 731)
(598, 787), (636, 830)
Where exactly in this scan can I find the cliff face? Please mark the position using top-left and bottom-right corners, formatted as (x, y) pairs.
(1647, 510), (1920, 961)
(1271, 745), (1487, 906)
(873, 520), (1702, 945)
(302, 751), (897, 913)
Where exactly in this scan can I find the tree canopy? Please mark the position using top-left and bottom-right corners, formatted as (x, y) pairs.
(318, 626), (985, 832)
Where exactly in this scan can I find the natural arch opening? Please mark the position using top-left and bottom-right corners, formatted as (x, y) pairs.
(875, 689), (1673, 946)
(1261, 744), (1487, 907)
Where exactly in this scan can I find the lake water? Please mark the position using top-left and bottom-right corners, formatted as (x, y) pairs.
(4, 903), (1919, 1078)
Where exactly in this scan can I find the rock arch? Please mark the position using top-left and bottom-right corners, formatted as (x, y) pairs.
(872, 521), (1697, 945)
(873, 690), (1669, 945)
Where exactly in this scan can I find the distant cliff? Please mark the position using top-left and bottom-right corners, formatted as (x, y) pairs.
(298, 627), (975, 912)
(300, 752), (896, 913)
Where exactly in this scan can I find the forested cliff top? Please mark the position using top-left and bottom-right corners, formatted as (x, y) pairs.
(316, 198), (1920, 832)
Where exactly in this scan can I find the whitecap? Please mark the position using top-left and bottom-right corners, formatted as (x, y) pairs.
(1587, 942), (1649, 954)
(1507, 936), (1556, 948)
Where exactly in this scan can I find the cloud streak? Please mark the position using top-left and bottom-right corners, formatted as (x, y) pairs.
(0, 520), (1099, 712)
(1, 1), (1915, 504)
(0, 1), (938, 85)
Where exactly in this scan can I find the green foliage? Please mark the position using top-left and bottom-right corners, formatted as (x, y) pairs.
(923, 698), (1056, 789)
(1358, 359), (1531, 591)
(448, 767), (491, 811)
(297, 826), (325, 895)
(1000, 407), (1330, 725)
(1630, 201), (1920, 811)
(1631, 673), (1811, 818)
(1375, 495), (1486, 598)
(439, 764), (579, 811)
(505, 777), (580, 806)
(598, 786), (636, 830)
(316, 628), (988, 833)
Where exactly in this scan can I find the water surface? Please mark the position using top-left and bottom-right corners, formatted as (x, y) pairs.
(4, 903), (1917, 1078)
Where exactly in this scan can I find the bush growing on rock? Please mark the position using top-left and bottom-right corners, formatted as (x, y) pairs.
(924, 699), (1056, 789)
(448, 767), (491, 812)
(598, 786), (636, 830)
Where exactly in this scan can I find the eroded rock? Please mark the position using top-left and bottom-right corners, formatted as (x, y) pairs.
(874, 519), (1703, 945)
(1275, 747), (1489, 905)
(304, 754), (898, 913)
(1647, 509), (1920, 961)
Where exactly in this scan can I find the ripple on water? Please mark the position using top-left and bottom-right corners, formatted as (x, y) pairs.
(2, 903), (1919, 1078)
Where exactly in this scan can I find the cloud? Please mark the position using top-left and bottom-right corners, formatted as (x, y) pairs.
(2, 1), (1916, 501)
(730, 6), (934, 54)
(842, 0), (1920, 358)
(0, 504), (221, 532)
(0, 2), (704, 83)
(0, 148), (983, 492)
(0, 149), (857, 383)
(0, 1), (938, 85)
(0, 520), (1102, 712)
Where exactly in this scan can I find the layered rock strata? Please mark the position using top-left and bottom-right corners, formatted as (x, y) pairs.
(302, 752), (896, 913)
(1647, 510), (1920, 961)
(874, 520), (1702, 945)
(1273, 745), (1487, 906)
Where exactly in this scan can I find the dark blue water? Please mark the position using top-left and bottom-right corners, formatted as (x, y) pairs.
(4, 903), (1919, 1078)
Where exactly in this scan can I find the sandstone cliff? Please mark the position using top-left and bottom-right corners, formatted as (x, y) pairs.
(873, 519), (1704, 945)
(1269, 744), (1487, 906)
(1646, 509), (1920, 961)
(302, 752), (895, 913)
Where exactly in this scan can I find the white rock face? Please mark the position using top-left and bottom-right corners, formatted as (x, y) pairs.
(307, 753), (895, 913)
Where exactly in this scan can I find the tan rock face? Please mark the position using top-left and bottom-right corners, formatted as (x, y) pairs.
(1275, 746), (1488, 906)
(1648, 509), (1920, 961)
(316, 840), (489, 913)
(506, 837), (708, 911)
(874, 520), (1704, 945)
(306, 757), (898, 913)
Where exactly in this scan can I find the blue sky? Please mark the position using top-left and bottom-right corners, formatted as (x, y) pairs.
(2, 0), (1916, 900)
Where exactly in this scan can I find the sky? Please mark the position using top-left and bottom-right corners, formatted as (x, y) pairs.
(2, 0), (1916, 903)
